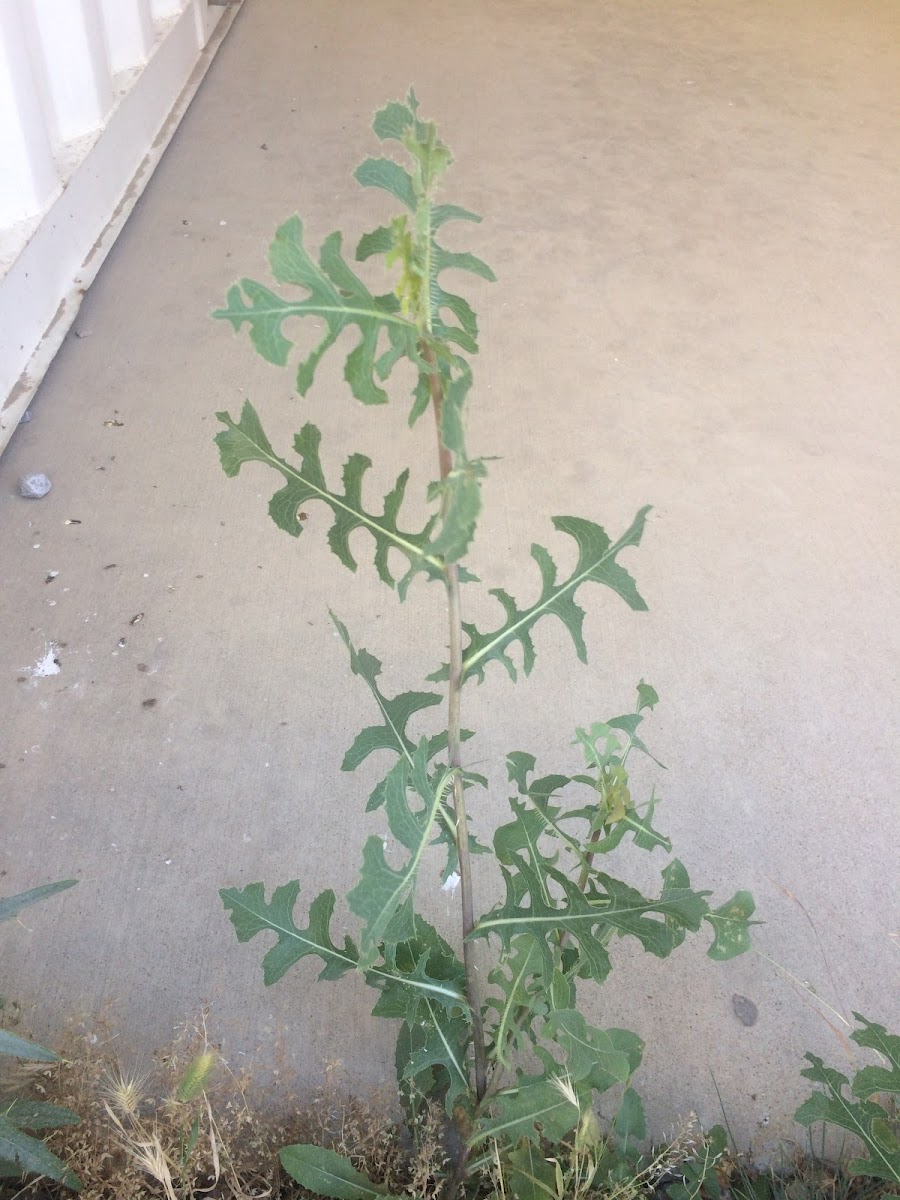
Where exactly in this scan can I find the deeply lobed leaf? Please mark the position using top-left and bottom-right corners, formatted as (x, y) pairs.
(851, 1012), (900, 1098)
(215, 402), (445, 596)
(796, 1051), (900, 1183)
(220, 882), (468, 1016)
(542, 1011), (642, 1093)
(333, 612), (442, 781)
(347, 743), (449, 967)
(214, 218), (418, 405)
(431, 508), (652, 684)
(220, 883), (359, 987)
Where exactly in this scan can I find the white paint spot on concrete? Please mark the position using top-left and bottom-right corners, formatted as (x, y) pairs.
(23, 644), (61, 677)
(442, 871), (461, 894)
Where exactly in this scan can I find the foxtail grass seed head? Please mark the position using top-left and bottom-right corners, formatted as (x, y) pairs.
(176, 1050), (217, 1102)
(102, 1065), (148, 1117)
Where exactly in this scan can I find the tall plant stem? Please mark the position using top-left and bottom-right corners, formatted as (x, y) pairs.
(423, 344), (488, 1105)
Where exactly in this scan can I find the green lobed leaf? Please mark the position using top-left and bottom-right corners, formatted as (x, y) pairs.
(399, 993), (471, 1112)
(473, 859), (614, 985)
(215, 403), (445, 597)
(220, 883), (359, 987)
(432, 508), (651, 684)
(331, 613), (487, 879)
(851, 1013), (900, 1098)
(214, 217), (417, 404)
(509, 748), (670, 858)
(371, 96), (416, 143)
(474, 854), (720, 987)
(280, 1145), (396, 1199)
(796, 1054), (900, 1184)
(422, 363), (486, 564)
(354, 158), (417, 211)
(372, 916), (468, 1024)
(220, 882), (468, 1017)
(494, 798), (563, 873)
(471, 1076), (582, 1148)
(484, 935), (547, 1068)
(347, 742), (449, 967)
(355, 93), (495, 353)
(0, 880), (77, 924)
(704, 891), (757, 960)
(602, 859), (710, 951)
(332, 613), (442, 776)
(574, 791), (671, 856)
(543, 1011), (640, 1092)
(376, 917), (472, 1112)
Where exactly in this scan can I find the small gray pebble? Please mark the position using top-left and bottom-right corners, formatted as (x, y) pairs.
(18, 473), (52, 498)
(732, 993), (758, 1026)
(20, 409), (33, 423)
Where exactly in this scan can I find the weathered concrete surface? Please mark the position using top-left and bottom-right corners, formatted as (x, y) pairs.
(1, 0), (898, 1152)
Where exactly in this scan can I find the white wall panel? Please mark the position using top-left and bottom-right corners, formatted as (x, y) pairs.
(27, 0), (113, 143)
(99, 0), (154, 73)
(0, 3), (58, 227)
(0, 0), (243, 452)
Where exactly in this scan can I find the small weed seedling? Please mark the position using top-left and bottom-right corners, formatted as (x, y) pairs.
(213, 91), (756, 1196)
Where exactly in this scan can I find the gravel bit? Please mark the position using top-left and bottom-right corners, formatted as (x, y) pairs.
(18, 473), (52, 498)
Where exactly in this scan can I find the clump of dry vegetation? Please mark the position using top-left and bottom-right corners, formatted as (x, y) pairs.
(0, 1013), (447, 1200)
(2, 1011), (896, 1200)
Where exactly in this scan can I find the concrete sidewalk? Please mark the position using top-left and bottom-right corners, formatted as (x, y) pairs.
(2, 0), (898, 1150)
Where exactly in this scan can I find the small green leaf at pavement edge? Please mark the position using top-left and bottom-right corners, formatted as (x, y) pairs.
(280, 1144), (398, 1200)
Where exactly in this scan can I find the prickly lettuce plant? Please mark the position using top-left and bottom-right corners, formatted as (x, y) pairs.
(213, 91), (756, 1194)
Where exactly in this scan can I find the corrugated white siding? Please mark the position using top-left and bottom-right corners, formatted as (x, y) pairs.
(0, 0), (242, 452)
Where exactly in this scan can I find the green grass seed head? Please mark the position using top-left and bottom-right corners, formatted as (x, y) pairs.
(175, 1051), (217, 1102)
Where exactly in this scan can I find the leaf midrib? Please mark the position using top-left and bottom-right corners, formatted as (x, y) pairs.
(222, 298), (416, 335)
(226, 892), (464, 1004)
(238, 426), (443, 576)
(462, 517), (644, 679)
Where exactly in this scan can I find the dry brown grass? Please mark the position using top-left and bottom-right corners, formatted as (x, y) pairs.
(0, 1012), (448, 1200)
